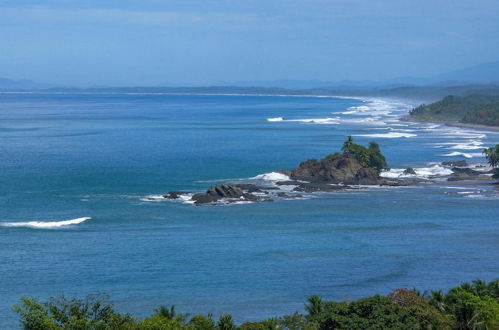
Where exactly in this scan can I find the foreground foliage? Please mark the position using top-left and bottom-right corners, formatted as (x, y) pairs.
(410, 94), (499, 126)
(13, 279), (499, 329)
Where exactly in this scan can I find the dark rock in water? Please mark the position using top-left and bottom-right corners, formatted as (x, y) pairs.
(442, 160), (468, 167)
(403, 167), (416, 175)
(191, 193), (218, 204)
(290, 154), (381, 185)
(259, 186), (281, 190)
(234, 184), (265, 193)
(381, 180), (411, 186)
(163, 191), (187, 199)
(275, 180), (301, 186)
(447, 167), (482, 181)
(192, 184), (260, 205)
(293, 182), (347, 193)
(242, 193), (259, 202)
(275, 192), (304, 198)
(452, 167), (481, 176)
(207, 184), (245, 198)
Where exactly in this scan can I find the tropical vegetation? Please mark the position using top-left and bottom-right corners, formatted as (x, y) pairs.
(13, 279), (499, 329)
(409, 94), (499, 126)
(483, 144), (499, 179)
(340, 136), (388, 173)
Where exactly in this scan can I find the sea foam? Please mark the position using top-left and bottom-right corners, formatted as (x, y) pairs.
(380, 165), (453, 179)
(286, 118), (340, 124)
(440, 152), (474, 158)
(1, 217), (91, 229)
(251, 172), (290, 181)
(448, 141), (484, 150)
(354, 132), (417, 138)
(267, 117), (340, 124)
(142, 194), (195, 204)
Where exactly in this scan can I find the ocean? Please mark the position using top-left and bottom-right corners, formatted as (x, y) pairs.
(0, 93), (498, 327)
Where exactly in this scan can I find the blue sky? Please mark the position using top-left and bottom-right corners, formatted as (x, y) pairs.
(1, 0), (498, 86)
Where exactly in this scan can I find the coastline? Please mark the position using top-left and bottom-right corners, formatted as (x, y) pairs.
(400, 115), (499, 132)
(155, 94), (497, 206)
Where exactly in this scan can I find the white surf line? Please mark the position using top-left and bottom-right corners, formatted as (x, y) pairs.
(1, 217), (92, 229)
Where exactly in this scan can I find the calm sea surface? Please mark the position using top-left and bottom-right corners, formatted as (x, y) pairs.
(0, 93), (498, 327)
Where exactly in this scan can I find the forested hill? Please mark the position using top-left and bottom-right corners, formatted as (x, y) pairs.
(409, 94), (499, 126)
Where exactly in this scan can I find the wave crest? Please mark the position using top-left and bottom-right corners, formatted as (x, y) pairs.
(1, 217), (91, 229)
(354, 132), (417, 138)
(439, 152), (484, 159)
(380, 165), (453, 179)
(251, 172), (290, 181)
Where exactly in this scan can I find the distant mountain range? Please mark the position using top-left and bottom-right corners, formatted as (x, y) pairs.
(431, 61), (499, 85)
(221, 61), (499, 89)
(0, 77), (50, 90)
(1, 60), (498, 91)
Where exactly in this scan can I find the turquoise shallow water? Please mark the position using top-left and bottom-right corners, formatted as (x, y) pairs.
(0, 93), (498, 327)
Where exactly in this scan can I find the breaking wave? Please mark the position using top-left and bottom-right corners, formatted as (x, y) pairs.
(142, 194), (194, 204)
(440, 151), (473, 158)
(267, 117), (340, 124)
(1, 217), (92, 229)
(251, 172), (290, 181)
(265, 97), (418, 131)
(440, 152), (483, 159)
(354, 132), (417, 138)
(380, 165), (453, 179)
(449, 143), (484, 150)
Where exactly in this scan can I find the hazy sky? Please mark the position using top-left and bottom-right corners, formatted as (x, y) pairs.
(1, 0), (498, 86)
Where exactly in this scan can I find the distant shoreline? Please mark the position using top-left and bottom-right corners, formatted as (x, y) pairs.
(3, 89), (497, 132)
(401, 115), (499, 132)
(0, 90), (367, 100)
(0, 83), (498, 103)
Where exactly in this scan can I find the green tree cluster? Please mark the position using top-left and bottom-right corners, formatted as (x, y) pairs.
(483, 145), (499, 179)
(427, 279), (499, 330)
(13, 279), (499, 330)
(340, 136), (388, 173)
(409, 94), (499, 126)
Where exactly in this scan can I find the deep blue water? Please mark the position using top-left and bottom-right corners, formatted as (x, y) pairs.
(0, 93), (498, 327)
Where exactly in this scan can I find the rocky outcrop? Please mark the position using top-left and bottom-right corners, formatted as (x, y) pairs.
(442, 160), (468, 167)
(155, 139), (395, 206)
(163, 191), (187, 199)
(234, 184), (267, 193)
(448, 167), (483, 181)
(290, 154), (381, 185)
(191, 184), (261, 205)
(403, 168), (416, 175)
(275, 192), (303, 198)
(292, 182), (348, 192)
(156, 144), (495, 207)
